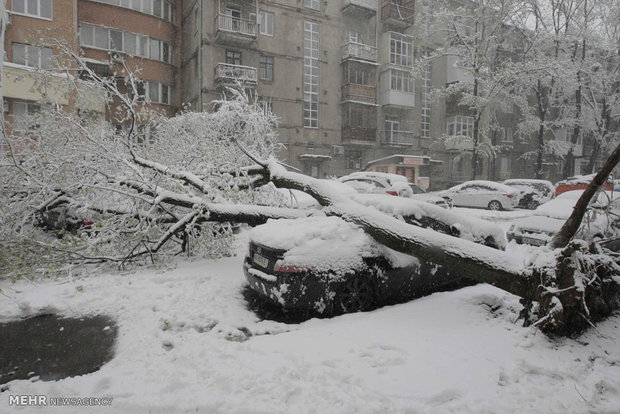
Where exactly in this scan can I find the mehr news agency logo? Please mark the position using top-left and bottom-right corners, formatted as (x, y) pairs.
(8, 394), (113, 407)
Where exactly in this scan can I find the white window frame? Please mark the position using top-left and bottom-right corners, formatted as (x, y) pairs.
(303, 21), (319, 128)
(146, 81), (171, 105)
(304, 0), (320, 11)
(90, 0), (174, 23)
(12, 43), (53, 69)
(446, 115), (474, 138)
(11, 0), (52, 20)
(259, 11), (274, 36)
(79, 24), (173, 64)
(389, 32), (414, 67)
(389, 68), (413, 93)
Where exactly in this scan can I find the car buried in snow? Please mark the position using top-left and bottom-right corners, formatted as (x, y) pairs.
(507, 190), (620, 247)
(502, 179), (555, 210)
(243, 195), (507, 315)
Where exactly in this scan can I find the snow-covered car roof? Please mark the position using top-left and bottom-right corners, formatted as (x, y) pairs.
(536, 190), (617, 220)
(352, 193), (507, 249)
(340, 171), (409, 184)
(443, 180), (519, 194)
(503, 179), (554, 192)
(249, 216), (417, 274)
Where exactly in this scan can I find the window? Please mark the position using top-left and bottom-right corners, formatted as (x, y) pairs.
(226, 50), (241, 65)
(91, 0), (174, 23)
(446, 115), (474, 138)
(79, 24), (172, 63)
(303, 21), (319, 128)
(501, 127), (513, 143)
(345, 31), (361, 43)
(384, 116), (400, 143)
(259, 56), (274, 81)
(304, 0), (320, 11)
(420, 57), (431, 139)
(346, 150), (362, 170)
(389, 32), (413, 67)
(12, 43), (52, 69)
(259, 11), (274, 36)
(13, 101), (41, 118)
(11, 0), (52, 19)
(146, 81), (171, 105)
(259, 100), (273, 117)
(343, 103), (376, 129)
(500, 156), (511, 173)
(389, 69), (413, 93)
(343, 61), (375, 86)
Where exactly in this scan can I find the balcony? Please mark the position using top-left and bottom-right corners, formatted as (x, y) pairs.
(444, 136), (474, 152)
(342, 41), (378, 62)
(381, 0), (415, 30)
(342, 0), (377, 17)
(342, 126), (377, 145)
(214, 63), (257, 87)
(381, 89), (414, 107)
(341, 84), (376, 104)
(215, 14), (257, 45)
(381, 129), (414, 146)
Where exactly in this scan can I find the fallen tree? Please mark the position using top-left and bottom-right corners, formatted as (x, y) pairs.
(1, 49), (619, 336)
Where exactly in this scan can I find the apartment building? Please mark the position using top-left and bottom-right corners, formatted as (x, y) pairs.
(181, 0), (440, 185)
(3, 0), (182, 130)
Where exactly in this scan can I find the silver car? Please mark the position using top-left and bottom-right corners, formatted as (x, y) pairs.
(439, 180), (520, 210)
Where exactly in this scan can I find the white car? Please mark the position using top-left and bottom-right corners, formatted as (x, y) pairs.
(439, 180), (520, 210)
(339, 172), (413, 197)
(507, 190), (620, 246)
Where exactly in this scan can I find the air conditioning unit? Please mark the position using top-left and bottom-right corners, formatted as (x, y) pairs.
(333, 145), (345, 155)
(109, 52), (124, 63)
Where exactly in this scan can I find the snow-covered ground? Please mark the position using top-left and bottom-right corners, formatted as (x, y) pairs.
(1, 232), (620, 413)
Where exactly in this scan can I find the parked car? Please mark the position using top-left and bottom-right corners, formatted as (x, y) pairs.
(554, 174), (613, 197)
(338, 172), (413, 197)
(406, 183), (451, 209)
(503, 179), (555, 209)
(243, 197), (507, 315)
(439, 180), (519, 210)
(507, 190), (620, 246)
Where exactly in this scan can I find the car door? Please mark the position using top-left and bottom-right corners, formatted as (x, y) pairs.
(450, 184), (474, 207)
(476, 184), (496, 208)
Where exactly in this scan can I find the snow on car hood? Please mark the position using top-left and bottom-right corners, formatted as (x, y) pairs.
(249, 216), (418, 274)
(352, 194), (507, 249)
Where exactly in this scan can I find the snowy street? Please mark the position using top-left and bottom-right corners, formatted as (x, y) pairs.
(1, 232), (619, 414)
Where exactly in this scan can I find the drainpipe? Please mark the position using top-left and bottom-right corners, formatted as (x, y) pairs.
(198, 0), (203, 111)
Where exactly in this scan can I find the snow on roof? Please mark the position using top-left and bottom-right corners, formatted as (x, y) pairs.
(353, 193), (507, 249)
(447, 180), (519, 194)
(503, 179), (554, 186)
(298, 154), (332, 160)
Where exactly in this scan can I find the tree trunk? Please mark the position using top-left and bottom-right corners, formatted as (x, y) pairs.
(550, 141), (620, 249)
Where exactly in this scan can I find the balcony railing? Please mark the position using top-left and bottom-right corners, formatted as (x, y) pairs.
(341, 84), (376, 104)
(217, 14), (257, 37)
(342, 0), (377, 14)
(214, 63), (257, 85)
(381, 130), (414, 145)
(342, 126), (377, 143)
(381, 0), (415, 26)
(342, 41), (378, 62)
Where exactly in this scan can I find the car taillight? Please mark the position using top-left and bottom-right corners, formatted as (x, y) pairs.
(386, 190), (398, 196)
(273, 263), (308, 273)
(504, 194), (514, 198)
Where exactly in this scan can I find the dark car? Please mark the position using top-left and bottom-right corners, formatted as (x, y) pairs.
(503, 179), (555, 210)
(243, 198), (505, 315)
